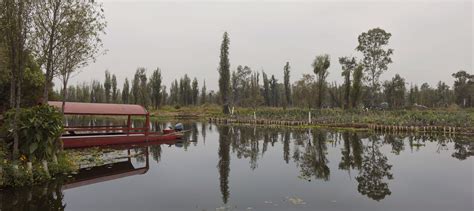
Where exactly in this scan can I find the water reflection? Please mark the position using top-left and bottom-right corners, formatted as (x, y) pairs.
(0, 122), (472, 210)
(297, 129), (330, 181)
(217, 125), (231, 204)
(356, 135), (393, 201)
(338, 131), (363, 172)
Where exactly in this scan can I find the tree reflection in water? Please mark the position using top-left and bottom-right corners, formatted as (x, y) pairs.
(296, 129), (330, 181)
(283, 131), (291, 164)
(339, 131), (363, 173)
(451, 136), (474, 160)
(356, 135), (393, 201)
(0, 180), (66, 211)
(217, 125), (231, 204)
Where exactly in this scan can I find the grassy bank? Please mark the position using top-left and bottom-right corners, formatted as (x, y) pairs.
(150, 105), (473, 128)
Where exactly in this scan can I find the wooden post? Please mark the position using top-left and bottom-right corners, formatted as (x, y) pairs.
(127, 115), (131, 135)
(145, 113), (150, 137)
(308, 111), (311, 124)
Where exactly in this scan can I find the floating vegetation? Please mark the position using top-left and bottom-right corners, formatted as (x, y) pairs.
(287, 196), (306, 205)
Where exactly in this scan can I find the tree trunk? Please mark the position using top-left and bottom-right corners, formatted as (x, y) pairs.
(61, 85), (67, 114)
(42, 2), (61, 104)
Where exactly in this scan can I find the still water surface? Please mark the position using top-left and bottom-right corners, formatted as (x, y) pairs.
(1, 121), (473, 211)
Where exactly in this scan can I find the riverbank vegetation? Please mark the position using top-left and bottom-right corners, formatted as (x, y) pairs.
(0, 105), (77, 187)
(0, 0), (106, 187)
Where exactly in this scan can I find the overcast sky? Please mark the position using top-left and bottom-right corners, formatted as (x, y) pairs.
(68, 0), (472, 91)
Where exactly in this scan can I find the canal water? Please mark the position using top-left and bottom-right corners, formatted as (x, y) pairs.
(1, 121), (472, 211)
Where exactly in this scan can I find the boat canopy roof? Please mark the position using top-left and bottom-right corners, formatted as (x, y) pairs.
(48, 101), (148, 116)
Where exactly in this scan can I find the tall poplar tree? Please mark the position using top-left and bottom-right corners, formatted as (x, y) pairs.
(104, 70), (111, 103)
(283, 62), (291, 108)
(192, 78), (199, 105)
(218, 32), (231, 114)
(351, 65), (364, 108)
(149, 67), (162, 109)
(200, 80), (207, 105)
(312, 54), (331, 108)
(112, 74), (118, 103)
(339, 57), (357, 109)
(122, 78), (130, 104)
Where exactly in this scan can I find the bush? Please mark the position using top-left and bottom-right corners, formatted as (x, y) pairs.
(2, 105), (63, 161)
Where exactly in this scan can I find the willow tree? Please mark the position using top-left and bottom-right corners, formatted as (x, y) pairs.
(218, 32), (231, 114)
(356, 28), (393, 106)
(312, 54), (331, 108)
(57, 0), (106, 113)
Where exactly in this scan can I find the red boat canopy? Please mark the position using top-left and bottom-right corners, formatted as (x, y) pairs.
(48, 101), (148, 116)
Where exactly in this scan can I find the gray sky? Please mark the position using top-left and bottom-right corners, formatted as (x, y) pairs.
(68, 0), (473, 91)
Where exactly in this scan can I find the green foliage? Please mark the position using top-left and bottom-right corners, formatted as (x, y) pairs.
(452, 70), (474, 107)
(351, 65), (364, 108)
(122, 78), (130, 104)
(149, 68), (163, 108)
(200, 80), (207, 105)
(383, 74), (406, 108)
(48, 153), (77, 175)
(111, 74), (118, 103)
(104, 70), (112, 103)
(2, 105), (63, 161)
(191, 78), (199, 105)
(262, 71), (271, 106)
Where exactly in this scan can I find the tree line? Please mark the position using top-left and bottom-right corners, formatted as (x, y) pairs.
(59, 28), (473, 111)
(56, 68), (220, 109)
(216, 28), (473, 113)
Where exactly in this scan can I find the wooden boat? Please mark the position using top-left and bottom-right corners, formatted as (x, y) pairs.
(49, 101), (184, 148)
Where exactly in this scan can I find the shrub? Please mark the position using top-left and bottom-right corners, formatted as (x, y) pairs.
(2, 105), (64, 162)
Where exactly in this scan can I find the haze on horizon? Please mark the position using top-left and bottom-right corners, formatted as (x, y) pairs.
(68, 0), (473, 91)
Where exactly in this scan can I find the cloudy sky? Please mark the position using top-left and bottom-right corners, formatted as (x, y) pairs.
(68, 0), (472, 91)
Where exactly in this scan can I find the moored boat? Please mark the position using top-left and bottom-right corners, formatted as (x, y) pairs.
(49, 101), (184, 148)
